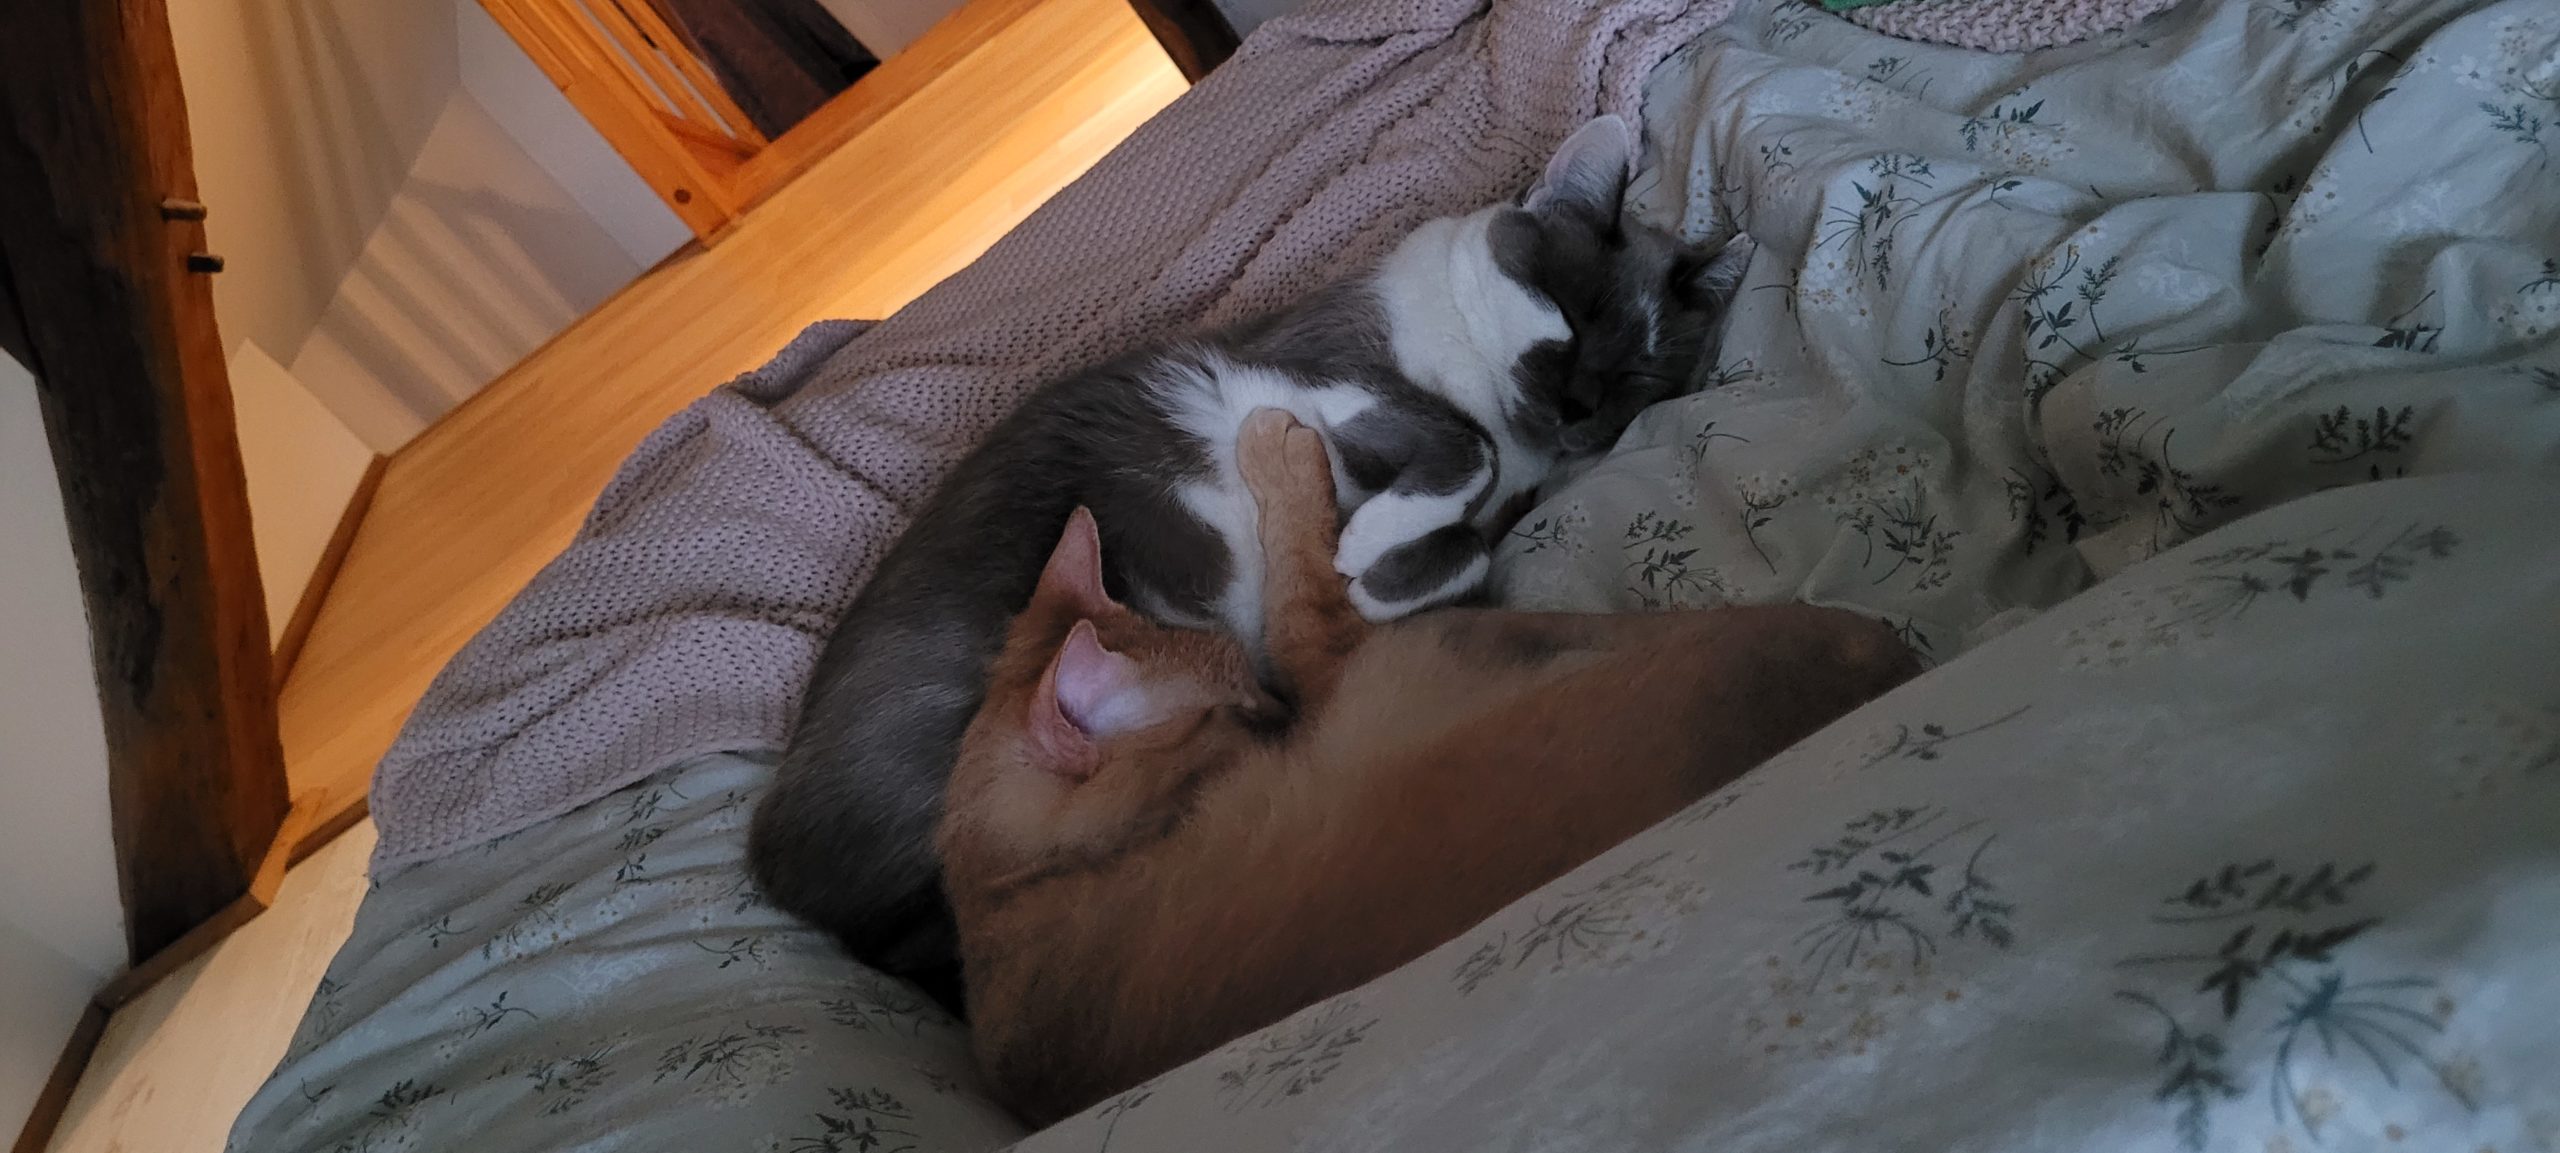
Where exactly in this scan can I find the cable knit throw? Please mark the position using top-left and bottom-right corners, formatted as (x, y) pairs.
(367, 0), (1730, 870)
(1846, 0), (2184, 51)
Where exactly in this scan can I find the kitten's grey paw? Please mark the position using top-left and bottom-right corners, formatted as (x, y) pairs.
(1345, 525), (1489, 622)
(1334, 489), (1472, 578)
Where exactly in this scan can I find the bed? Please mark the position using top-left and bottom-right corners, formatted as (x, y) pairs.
(229, 0), (2560, 1149)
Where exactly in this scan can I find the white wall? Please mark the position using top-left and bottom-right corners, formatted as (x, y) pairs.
(289, 89), (645, 451)
(229, 340), (377, 640)
(172, 0), (662, 457)
(0, 353), (125, 1138)
(457, 3), (690, 270)
(167, 0), (460, 365)
(169, 0), (653, 617)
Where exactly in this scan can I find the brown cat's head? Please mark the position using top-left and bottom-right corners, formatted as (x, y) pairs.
(941, 508), (1282, 908)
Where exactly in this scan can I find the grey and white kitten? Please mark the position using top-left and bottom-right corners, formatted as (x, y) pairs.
(750, 116), (1750, 1007)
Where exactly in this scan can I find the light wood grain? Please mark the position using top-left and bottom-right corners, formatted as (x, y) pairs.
(271, 455), (388, 691)
(606, 0), (764, 142)
(43, 823), (377, 1153)
(278, 0), (1183, 848)
(485, 0), (1098, 242)
(480, 0), (743, 235)
(732, 0), (1047, 204)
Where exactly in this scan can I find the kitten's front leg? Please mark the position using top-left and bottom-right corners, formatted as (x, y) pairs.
(1238, 409), (1369, 715)
(1328, 412), (1495, 622)
(1341, 522), (1491, 621)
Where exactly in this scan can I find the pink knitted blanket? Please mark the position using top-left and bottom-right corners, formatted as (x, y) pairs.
(368, 0), (1731, 869)
(1848, 0), (2182, 52)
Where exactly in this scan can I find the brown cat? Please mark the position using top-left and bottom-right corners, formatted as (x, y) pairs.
(939, 410), (1919, 1124)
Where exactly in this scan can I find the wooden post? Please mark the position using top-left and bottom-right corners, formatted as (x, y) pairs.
(0, 0), (292, 961)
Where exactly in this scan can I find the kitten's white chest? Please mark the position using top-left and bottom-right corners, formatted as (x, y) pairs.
(1373, 209), (1566, 512)
(1151, 356), (1378, 646)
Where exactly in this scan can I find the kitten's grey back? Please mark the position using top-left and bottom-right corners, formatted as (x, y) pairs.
(750, 117), (1751, 1003)
(746, 315), (1492, 1001)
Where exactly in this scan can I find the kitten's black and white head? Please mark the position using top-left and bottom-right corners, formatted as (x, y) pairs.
(1368, 116), (1751, 462)
(1501, 116), (1754, 455)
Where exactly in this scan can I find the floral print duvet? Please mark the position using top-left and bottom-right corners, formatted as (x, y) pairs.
(230, 0), (2560, 1149)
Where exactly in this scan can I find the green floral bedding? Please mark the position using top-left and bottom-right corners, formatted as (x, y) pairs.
(1495, 0), (2559, 662)
(228, 1), (2560, 1149)
(229, 478), (2560, 1153)
(1024, 476), (2560, 1153)
(226, 749), (1027, 1153)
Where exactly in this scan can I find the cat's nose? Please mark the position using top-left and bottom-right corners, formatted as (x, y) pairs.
(1559, 423), (1609, 456)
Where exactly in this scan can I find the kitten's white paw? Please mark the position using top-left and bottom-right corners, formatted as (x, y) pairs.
(1334, 490), (1470, 578)
(1346, 581), (1402, 623)
(1345, 550), (1488, 623)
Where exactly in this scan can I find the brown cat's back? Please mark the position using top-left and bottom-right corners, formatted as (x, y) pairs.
(996, 603), (1915, 1120)
(942, 417), (1919, 1125)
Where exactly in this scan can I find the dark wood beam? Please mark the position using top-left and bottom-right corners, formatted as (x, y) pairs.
(0, 251), (30, 369)
(1124, 0), (1238, 84)
(0, 0), (291, 961)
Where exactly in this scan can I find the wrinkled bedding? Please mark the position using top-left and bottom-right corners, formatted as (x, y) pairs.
(1500, 0), (2559, 654)
(1028, 475), (2560, 1153)
(231, 478), (2560, 1153)
(229, 751), (1020, 1152)
(232, 0), (2560, 1149)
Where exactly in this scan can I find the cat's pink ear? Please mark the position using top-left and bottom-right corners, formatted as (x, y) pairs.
(1054, 622), (1160, 735)
(1029, 621), (1151, 779)
(1033, 508), (1117, 620)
